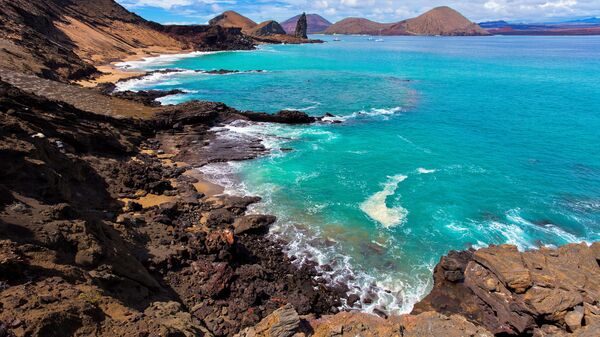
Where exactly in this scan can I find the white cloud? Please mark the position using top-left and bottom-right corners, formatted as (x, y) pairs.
(117, 0), (600, 23)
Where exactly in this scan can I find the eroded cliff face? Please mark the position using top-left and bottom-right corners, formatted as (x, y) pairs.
(0, 0), (255, 82)
(414, 243), (600, 335)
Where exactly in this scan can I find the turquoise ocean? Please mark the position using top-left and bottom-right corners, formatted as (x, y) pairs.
(117, 35), (600, 314)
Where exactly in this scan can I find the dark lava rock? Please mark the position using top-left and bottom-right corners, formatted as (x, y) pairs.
(347, 294), (360, 307)
(252, 20), (287, 37)
(241, 110), (317, 124)
(233, 215), (276, 235)
(295, 13), (308, 39)
(113, 89), (185, 107)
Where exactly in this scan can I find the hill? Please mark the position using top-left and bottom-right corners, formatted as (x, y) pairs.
(208, 11), (322, 44)
(325, 6), (487, 36)
(281, 14), (332, 34)
(325, 18), (393, 35)
(209, 10), (257, 34)
(0, 0), (254, 82)
(399, 6), (488, 35)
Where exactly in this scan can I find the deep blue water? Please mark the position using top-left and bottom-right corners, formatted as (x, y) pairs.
(117, 35), (600, 314)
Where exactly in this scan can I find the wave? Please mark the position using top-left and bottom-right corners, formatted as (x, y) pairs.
(397, 135), (432, 154)
(322, 106), (404, 123)
(211, 120), (337, 156)
(115, 69), (267, 92)
(360, 175), (408, 228)
(417, 167), (436, 174)
(282, 100), (322, 112)
(114, 70), (198, 91)
(115, 51), (221, 70)
(114, 50), (260, 70)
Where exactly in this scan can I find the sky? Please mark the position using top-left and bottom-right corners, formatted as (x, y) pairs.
(115, 0), (600, 25)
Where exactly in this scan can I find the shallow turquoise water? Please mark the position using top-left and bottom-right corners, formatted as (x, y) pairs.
(119, 35), (600, 314)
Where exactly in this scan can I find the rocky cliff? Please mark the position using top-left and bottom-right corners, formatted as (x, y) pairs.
(0, 72), (339, 337)
(0, 0), (255, 82)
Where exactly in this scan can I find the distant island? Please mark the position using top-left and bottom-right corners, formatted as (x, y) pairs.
(325, 6), (489, 36)
(479, 19), (600, 35)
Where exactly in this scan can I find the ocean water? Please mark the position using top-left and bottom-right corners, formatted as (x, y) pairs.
(118, 35), (600, 315)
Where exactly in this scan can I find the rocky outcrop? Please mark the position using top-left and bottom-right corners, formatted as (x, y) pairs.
(281, 14), (332, 34)
(295, 13), (308, 39)
(158, 24), (256, 51)
(249, 21), (287, 37)
(112, 89), (185, 107)
(413, 243), (600, 335)
(235, 304), (300, 337)
(0, 78), (348, 337)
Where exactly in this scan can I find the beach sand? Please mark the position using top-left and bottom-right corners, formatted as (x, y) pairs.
(75, 48), (194, 87)
(183, 169), (226, 197)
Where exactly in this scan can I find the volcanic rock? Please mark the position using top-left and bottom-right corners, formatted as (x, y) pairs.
(249, 20), (287, 37)
(235, 303), (300, 337)
(281, 14), (332, 34)
(233, 215), (276, 235)
(413, 243), (600, 335)
(295, 13), (308, 39)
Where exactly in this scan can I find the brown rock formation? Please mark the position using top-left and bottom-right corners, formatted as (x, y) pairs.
(208, 11), (319, 44)
(310, 311), (493, 337)
(209, 10), (258, 34)
(0, 0), (256, 82)
(413, 243), (600, 335)
(249, 20), (287, 37)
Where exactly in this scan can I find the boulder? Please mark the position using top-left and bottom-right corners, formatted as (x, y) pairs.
(235, 303), (300, 337)
(233, 215), (276, 235)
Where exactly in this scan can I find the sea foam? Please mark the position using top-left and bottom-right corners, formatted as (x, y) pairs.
(115, 50), (232, 70)
(360, 175), (408, 228)
(322, 106), (404, 123)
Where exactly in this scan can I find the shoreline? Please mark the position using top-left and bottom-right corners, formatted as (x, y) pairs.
(75, 48), (200, 87)
(101, 49), (418, 316)
(3, 34), (600, 335)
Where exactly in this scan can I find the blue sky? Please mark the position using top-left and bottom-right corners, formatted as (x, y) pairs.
(116, 0), (600, 24)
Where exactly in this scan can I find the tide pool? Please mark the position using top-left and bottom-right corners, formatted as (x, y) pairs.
(118, 35), (600, 314)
